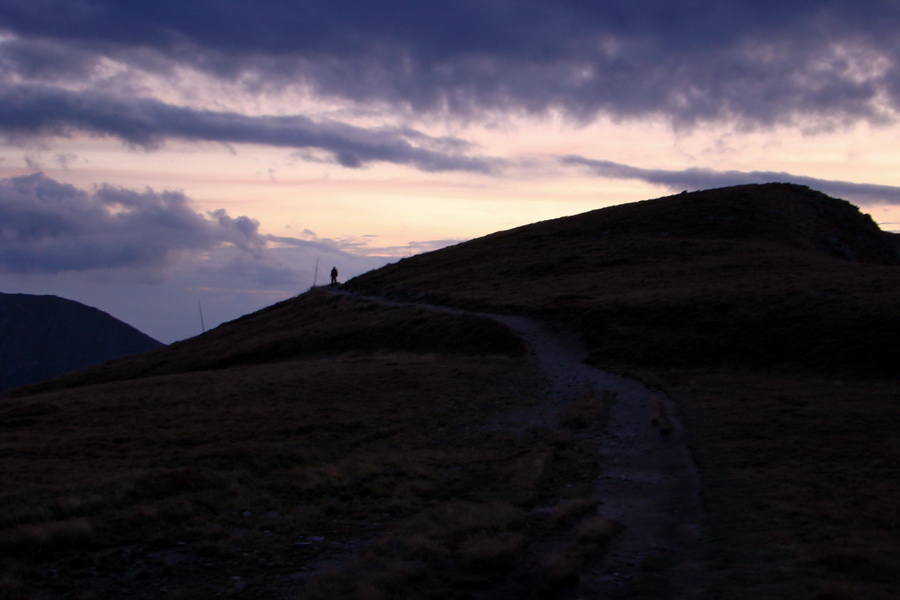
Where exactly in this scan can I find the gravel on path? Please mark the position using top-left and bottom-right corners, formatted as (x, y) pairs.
(491, 315), (714, 599)
(332, 288), (714, 597)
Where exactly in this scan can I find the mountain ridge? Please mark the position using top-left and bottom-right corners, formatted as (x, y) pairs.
(346, 183), (899, 375)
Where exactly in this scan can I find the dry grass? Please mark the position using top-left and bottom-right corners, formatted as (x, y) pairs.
(0, 294), (611, 599)
(11, 288), (527, 396)
(662, 370), (900, 599)
(650, 396), (673, 434)
(348, 185), (899, 378)
(558, 388), (612, 430)
(345, 184), (900, 597)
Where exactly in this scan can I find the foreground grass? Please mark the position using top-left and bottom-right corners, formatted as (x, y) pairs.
(1, 345), (613, 598)
(657, 370), (900, 600)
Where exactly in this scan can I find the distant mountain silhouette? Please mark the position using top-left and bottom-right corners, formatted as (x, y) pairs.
(0, 293), (163, 392)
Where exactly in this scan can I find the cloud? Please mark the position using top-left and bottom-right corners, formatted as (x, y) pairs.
(0, 171), (269, 273)
(0, 84), (498, 172)
(0, 170), (421, 277)
(559, 155), (900, 207)
(0, 172), (403, 341)
(1, 2), (898, 128)
(0, 35), (101, 82)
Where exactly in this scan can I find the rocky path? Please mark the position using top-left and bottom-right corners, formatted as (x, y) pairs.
(333, 289), (713, 597)
(490, 315), (713, 599)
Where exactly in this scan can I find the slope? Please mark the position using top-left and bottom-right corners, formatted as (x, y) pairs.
(0, 293), (164, 392)
(8, 288), (526, 396)
(2, 290), (570, 600)
(344, 182), (900, 598)
(347, 183), (900, 376)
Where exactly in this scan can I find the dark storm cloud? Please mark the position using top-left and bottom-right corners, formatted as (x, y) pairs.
(0, 85), (496, 172)
(1, 1), (898, 126)
(560, 155), (900, 207)
(0, 36), (100, 81)
(0, 172), (268, 273)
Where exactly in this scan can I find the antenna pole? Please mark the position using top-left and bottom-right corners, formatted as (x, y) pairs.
(312, 256), (319, 288)
(198, 299), (206, 333)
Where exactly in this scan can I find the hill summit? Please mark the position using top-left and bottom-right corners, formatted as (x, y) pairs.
(347, 183), (899, 375)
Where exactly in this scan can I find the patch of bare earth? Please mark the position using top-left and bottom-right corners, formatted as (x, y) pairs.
(488, 315), (712, 599)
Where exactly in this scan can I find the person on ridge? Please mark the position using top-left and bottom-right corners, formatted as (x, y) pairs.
(330, 266), (339, 286)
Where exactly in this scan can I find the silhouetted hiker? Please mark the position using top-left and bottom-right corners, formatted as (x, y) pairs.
(330, 266), (338, 286)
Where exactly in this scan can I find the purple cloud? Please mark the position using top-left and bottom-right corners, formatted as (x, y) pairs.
(0, 172), (267, 273)
(0, 85), (497, 172)
(1, 1), (897, 128)
(560, 155), (900, 207)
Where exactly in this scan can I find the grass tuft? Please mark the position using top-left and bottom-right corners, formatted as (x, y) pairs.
(650, 396), (674, 434)
(1, 518), (93, 554)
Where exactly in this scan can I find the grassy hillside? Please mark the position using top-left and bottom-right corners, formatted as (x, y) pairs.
(2, 291), (610, 599)
(347, 183), (899, 376)
(10, 290), (526, 395)
(349, 184), (900, 598)
(2, 183), (898, 599)
(346, 183), (900, 598)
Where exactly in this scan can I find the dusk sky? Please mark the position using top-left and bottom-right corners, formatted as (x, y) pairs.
(2, 1), (899, 343)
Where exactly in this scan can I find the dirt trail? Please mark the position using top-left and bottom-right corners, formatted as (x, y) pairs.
(333, 289), (713, 597)
(490, 315), (713, 599)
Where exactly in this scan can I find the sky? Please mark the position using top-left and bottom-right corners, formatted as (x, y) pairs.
(1, 1), (900, 343)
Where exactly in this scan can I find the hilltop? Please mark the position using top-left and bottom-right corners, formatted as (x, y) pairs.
(348, 183), (899, 375)
(2, 184), (898, 599)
